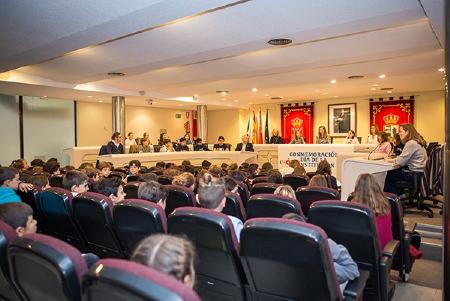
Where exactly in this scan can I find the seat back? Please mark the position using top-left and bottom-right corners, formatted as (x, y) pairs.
(165, 185), (196, 215)
(250, 183), (281, 195)
(113, 199), (167, 258)
(126, 175), (140, 183)
(246, 194), (303, 219)
(123, 181), (140, 199)
(223, 192), (246, 222)
(38, 188), (86, 251)
(308, 201), (381, 299)
(8, 233), (87, 301)
(157, 175), (173, 185)
(72, 192), (124, 258)
(82, 259), (201, 301)
(168, 207), (246, 301)
(17, 188), (52, 234)
(49, 175), (64, 188)
(0, 221), (22, 301)
(237, 182), (250, 208)
(251, 176), (269, 184)
(295, 186), (340, 215)
(282, 174), (309, 190)
(240, 218), (342, 301)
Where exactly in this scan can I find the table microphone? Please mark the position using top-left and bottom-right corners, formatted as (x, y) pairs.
(367, 146), (377, 160)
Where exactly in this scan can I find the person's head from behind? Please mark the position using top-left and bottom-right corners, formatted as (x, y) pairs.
(78, 162), (94, 170)
(268, 170), (283, 184)
(30, 159), (45, 168)
(10, 159), (28, 171)
(274, 185), (296, 199)
(223, 176), (238, 193)
(181, 160), (191, 167)
(248, 163), (259, 176)
(155, 161), (166, 169)
(111, 132), (122, 143)
(0, 167), (20, 190)
(63, 170), (89, 193)
(29, 174), (50, 190)
(138, 181), (167, 209)
(43, 161), (60, 176)
(308, 174), (328, 187)
(129, 160), (141, 176)
(97, 161), (112, 177)
(318, 126), (328, 138)
(352, 173), (390, 216)
(293, 165), (306, 176)
(0, 203), (37, 237)
(261, 162), (273, 173)
(289, 159), (300, 169)
(208, 165), (222, 177)
(316, 159), (332, 175)
(131, 234), (196, 288)
(347, 130), (356, 139)
(172, 173), (195, 190)
(96, 177), (126, 204)
(197, 173), (226, 211)
(229, 170), (245, 183)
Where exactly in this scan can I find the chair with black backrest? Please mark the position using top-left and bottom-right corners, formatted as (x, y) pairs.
(49, 175), (64, 188)
(82, 259), (201, 301)
(157, 175), (173, 185)
(113, 199), (167, 258)
(168, 207), (247, 301)
(240, 218), (368, 301)
(223, 192), (246, 222)
(237, 182), (250, 208)
(295, 186), (340, 216)
(0, 220), (23, 301)
(308, 201), (399, 301)
(72, 192), (125, 258)
(282, 174), (309, 190)
(251, 176), (269, 185)
(126, 175), (139, 183)
(395, 169), (433, 218)
(246, 194), (303, 219)
(17, 187), (52, 234)
(250, 183), (281, 195)
(164, 185), (196, 216)
(38, 187), (87, 251)
(8, 233), (88, 301)
(123, 181), (140, 199)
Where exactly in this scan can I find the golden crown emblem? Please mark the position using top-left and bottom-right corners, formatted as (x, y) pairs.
(383, 113), (400, 125)
(291, 117), (303, 128)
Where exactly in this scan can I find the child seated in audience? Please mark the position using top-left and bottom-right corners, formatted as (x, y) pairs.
(267, 170), (283, 184)
(43, 160), (61, 176)
(127, 160), (141, 180)
(97, 161), (112, 178)
(137, 181), (167, 210)
(274, 185), (296, 198)
(28, 174), (51, 190)
(0, 203), (37, 237)
(315, 160), (338, 189)
(96, 177), (126, 205)
(131, 234), (196, 288)
(224, 176), (239, 193)
(197, 173), (243, 242)
(308, 174), (328, 187)
(0, 167), (22, 204)
(172, 173), (195, 191)
(283, 213), (359, 292)
(352, 173), (392, 250)
(62, 170), (89, 197)
(208, 165), (222, 177)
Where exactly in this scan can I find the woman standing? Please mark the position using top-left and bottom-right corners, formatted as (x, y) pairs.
(367, 125), (380, 144)
(343, 130), (359, 144)
(290, 130), (305, 144)
(315, 126), (331, 144)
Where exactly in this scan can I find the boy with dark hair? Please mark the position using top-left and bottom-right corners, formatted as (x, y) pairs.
(128, 160), (141, 176)
(0, 203), (37, 237)
(176, 138), (190, 152)
(43, 161), (60, 176)
(29, 174), (50, 190)
(30, 159), (45, 167)
(63, 170), (89, 196)
(97, 161), (112, 178)
(155, 161), (166, 169)
(96, 177), (126, 204)
(223, 176), (238, 193)
(137, 181), (168, 209)
(0, 167), (22, 204)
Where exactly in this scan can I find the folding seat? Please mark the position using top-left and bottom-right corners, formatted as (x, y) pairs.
(165, 185), (196, 215)
(251, 176), (269, 184)
(38, 187), (87, 251)
(240, 218), (368, 301)
(246, 194), (303, 219)
(250, 183), (281, 195)
(308, 201), (399, 301)
(113, 199), (167, 258)
(49, 175), (64, 188)
(295, 186), (340, 216)
(82, 259), (201, 301)
(0, 220), (23, 301)
(168, 207), (247, 301)
(157, 175), (173, 185)
(123, 181), (140, 199)
(223, 192), (246, 222)
(282, 174), (309, 190)
(72, 192), (125, 258)
(17, 187), (52, 234)
(8, 233), (88, 301)
(237, 182), (250, 208)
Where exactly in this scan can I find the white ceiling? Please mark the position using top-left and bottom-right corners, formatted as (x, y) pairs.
(0, 0), (446, 110)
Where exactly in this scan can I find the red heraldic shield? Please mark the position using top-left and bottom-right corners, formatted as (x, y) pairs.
(281, 105), (314, 144)
(370, 100), (414, 136)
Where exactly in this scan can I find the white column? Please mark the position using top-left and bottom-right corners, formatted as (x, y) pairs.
(112, 96), (125, 135)
(197, 105), (207, 142)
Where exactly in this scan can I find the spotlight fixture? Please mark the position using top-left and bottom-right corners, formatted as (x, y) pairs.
(347, 75), (364, 79)
(267, 38), (292, 46)
(313, 89), (320, 92)
(252, 88), (258, 92)
(378, 74), (386, 79)
(370, 88), (376, 91)
(372, 84), (379, 87)
(107, 72), (125, 77)
(333, 96), (339, 98)
(265, 94), (270, 97)
(387, 90), (392, 94)
(330, 79), (337, 84)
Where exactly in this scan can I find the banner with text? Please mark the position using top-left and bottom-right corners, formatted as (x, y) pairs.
(369, 100), (414, 137)
(281, 105), (314, 144)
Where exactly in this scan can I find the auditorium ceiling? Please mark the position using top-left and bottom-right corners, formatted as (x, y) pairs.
(0, 0), (446, 110)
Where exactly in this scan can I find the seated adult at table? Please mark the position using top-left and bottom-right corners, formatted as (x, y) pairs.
(343, 130), (359, 144)
(383, 124), (427, 197)
(106, 132), (125, 154)
(214, 136), (230, 151)
(290, 130), (305, 144)
(137, 138), (153, 153)
(269, 129), (284, 144)
(373, 132), (392, 155)
(367, 125), (380, 144)
(124, 132), (137, 146)
(194, 138), (209, 151)
(160, 139), (176, 152)
(175, 138), (190, 152)
(235, 135), (254, 152)
(183, 133), (193, 145)
(158, 133), (170, 146)
(315, 126), (331, 144)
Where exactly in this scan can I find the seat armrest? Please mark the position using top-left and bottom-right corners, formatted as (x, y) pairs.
(404, 221), (417, 233)
(82, 253), (100, 268)
(382, 240), (399, 257)
(343, 270), (370, 300)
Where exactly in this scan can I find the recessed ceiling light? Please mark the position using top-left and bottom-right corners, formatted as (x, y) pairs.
(370, 88), (376, 91)
(313, 89), (320, 92)
(378, 74), (386, 79)
(193, 94), (199, 98)
(234, 100), (239, 102)
(87, 95), (93, 98)
(107, 72), (125, 77)
(330, 79), (337, 84)
(347, 75), (364, 79)
(322, 92), (328, 95)
(267, 38), (292, 46)
(438, 68), (445, 72)
(372, 84), (379, 87)
(333, 95), (339, 98)
(265, 94), (270, 97)
(99, 100), (103, 103)
(42, 95), (47, 98)
(387, 90), (392, 94)
(252, 88), (258, 92)
(178, 104), (183, 106)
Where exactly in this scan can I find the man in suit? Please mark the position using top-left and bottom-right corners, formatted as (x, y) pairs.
(105, 132), (124, 154)
(175, 137), (190, 151)
(235, 134), (254, 152)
